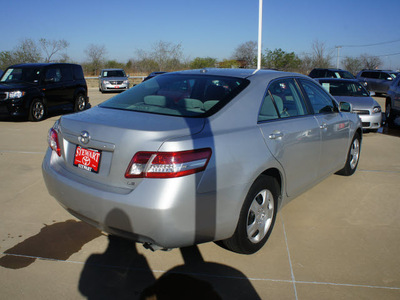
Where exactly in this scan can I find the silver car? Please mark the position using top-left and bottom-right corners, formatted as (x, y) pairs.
(42, 69), (362, 254)
(99, 69), (129, 93)
(316, 78), (382, 131)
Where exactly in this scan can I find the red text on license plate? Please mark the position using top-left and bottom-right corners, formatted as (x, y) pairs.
(73, 146), (101, 173)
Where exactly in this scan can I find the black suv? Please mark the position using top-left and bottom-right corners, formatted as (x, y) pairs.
(356, 70), (398, 95)
(308, 68), (355, 79)
(0, 63), (89, 121)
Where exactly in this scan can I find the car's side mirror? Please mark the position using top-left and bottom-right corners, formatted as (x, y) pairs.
(387, 77), (393, 81)
(339, 102), (352, 113)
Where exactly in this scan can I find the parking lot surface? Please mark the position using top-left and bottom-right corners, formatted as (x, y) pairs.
(1, 89), (399, 299)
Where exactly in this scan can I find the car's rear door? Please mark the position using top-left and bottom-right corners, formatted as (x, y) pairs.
(42, 65), (64, 107)
(258, 78), (322, 197)
(298, 78), (350, 176)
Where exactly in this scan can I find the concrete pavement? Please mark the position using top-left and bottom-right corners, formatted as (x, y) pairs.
(0, 89), (399, 299)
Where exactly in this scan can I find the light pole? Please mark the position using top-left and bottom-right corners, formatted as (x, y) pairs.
(257, 0), (263, 70)
(336, 46), (342, 68)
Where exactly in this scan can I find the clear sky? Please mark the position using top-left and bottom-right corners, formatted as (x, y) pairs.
(2, 0), (400, 70)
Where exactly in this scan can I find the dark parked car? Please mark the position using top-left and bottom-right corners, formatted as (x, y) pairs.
(43, 69), (362, 254)
(356, 70), (398, 95)
(142, 71), (167, 82)
(386, 75), (400, 126)
(0, 63), (88, 121)
(309, 68), (355, 79)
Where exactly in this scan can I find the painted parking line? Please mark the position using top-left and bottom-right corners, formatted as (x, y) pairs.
(2, 251), (399, 293)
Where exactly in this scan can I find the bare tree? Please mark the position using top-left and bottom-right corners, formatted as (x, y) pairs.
(359, 54), (382, 70)
(311, 40), (333, 68)
(151, 41), (183, 71)
(342, 57), (362, 75)
(135, 41), (184, 72)
(232, 41), (257, 68)
(39, 38), (70, 62)
(85, 44), (107, 75)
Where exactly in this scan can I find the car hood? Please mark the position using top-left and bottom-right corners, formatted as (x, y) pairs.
(333, 96), (378, 109)
(0, 82), (35, 90)
(101, 77), (128, 81)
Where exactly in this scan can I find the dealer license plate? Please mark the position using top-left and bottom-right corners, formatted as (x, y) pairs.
(73, 146), (101, 173)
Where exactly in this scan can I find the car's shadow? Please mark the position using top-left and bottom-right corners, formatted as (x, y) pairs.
(0, 104), (92, 123)
(78, 235), (261, 300)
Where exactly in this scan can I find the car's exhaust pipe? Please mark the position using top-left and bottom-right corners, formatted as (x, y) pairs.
(143, 242), (171, 252)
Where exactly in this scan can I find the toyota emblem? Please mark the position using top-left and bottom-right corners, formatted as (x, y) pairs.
(79, 131), (90, 144)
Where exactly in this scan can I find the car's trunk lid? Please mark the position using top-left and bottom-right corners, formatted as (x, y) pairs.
(55, 106), (205, 189)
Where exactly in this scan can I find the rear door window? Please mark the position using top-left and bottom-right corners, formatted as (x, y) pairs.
(258, 78), (308, 122)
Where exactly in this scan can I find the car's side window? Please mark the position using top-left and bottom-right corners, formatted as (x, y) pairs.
(258, 78), (307, 122)
(299, 79), (336, 114)
(61, 65), (73, 82)
(45, 67), (62, 83)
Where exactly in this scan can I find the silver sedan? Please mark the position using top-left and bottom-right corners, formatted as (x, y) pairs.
(42, 69), (362, 254)
(316, 78), (382, 131)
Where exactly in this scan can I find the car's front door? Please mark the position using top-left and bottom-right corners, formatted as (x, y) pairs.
(258, 78), (322, 197)
(298, 79), (350, 177)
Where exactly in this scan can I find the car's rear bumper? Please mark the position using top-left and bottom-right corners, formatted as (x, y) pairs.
(42, 149), (215, 249)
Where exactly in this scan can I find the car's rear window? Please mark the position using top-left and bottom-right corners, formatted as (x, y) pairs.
(100, 74), (249, 117)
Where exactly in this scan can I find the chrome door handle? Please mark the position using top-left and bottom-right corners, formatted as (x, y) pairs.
(320, 123), (328, 130)
(269, 132), (284, 139)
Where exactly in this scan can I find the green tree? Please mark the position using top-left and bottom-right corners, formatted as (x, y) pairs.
(218, 59), (240, 68)
(104, 60), (124, 69)
(11, 38), (42, 64)
(189, 57), (217, 69)
(265, 48), (302, 71)
(0, 51), (13, 70)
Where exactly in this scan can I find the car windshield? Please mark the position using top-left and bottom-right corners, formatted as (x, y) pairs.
(0, 67), (41, 84)
(100, 73), (249, 117)
(320, 81), (369, 97)
(103, 70), (126, 77)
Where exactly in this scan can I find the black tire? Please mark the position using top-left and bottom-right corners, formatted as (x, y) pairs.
(220, 175), (279, 254)
(28, 99), (46, 122)
(336, 132), (361, 176)
(386, 100), (396, 127)
(74, 93), (87, 112)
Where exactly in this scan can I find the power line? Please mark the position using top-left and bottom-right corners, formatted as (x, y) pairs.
(376, 51), (400, 58)
(341, 38), (400, 48)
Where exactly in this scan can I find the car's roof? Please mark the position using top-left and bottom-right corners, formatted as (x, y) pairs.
(168, 68), (304, 80)
(316, 78), (360, 83)
(101, 68), (125, 71)
(10, 63), (78, 68)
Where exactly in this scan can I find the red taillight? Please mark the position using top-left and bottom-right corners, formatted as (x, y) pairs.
(125, 148), (212, 178)
(48, 128), (61, 157)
